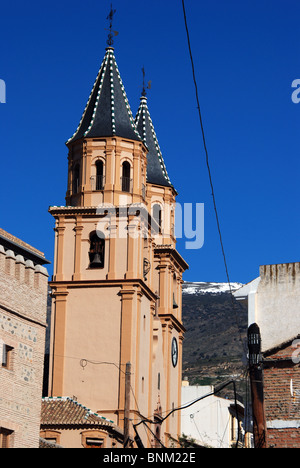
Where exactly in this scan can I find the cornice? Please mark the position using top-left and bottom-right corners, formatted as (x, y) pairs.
(158, 313), (186, 334)
(49, 277), (157, 302)
(154, 244), (189, 271)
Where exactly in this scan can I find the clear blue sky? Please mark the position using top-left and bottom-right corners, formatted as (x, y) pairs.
(0, 0), (299, 284)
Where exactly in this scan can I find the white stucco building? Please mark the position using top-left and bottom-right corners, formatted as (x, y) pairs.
(181, 383), (245, 448)
(234, 263), (300, 354)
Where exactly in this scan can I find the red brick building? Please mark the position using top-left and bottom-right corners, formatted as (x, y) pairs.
(0, 228), (49, 448)
(263, 337), (300, 448)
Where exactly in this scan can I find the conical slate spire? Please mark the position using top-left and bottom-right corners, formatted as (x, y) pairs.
(67, 47), (141, 144)
(135, 95), (173, 188)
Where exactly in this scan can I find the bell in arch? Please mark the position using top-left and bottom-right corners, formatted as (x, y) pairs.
(89, 231), (105, 269)
(90, 252), (103, 268)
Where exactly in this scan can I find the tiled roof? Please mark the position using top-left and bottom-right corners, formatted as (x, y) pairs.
(67, 47), (141, 144)
(0, 228), (50, 265)
(135, 95), (173, 188)
(0, 228), (44, 257)
(41, 397), (116, 427)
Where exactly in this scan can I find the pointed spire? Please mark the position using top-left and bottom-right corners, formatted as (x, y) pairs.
(135, 93), (173, 188)
(67, 47), (142, 145)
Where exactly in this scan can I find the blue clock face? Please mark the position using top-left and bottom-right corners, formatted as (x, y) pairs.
(172, 337), (178, 367)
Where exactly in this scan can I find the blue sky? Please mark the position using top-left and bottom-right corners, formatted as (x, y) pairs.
(0, 0), (299, 284)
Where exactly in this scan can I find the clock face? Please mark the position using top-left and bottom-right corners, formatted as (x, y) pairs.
(171, 337), (178, 368)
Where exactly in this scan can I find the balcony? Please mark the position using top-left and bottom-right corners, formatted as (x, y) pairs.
(90, 175), (105, 191)
(121, 177), (132, 193)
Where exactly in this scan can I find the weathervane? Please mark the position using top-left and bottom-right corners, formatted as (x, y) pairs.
(141, 66), (151, 97)
(106, 4), (118, 46)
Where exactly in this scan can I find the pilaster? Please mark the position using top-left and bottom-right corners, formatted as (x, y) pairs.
(118, 286), (135, 428)
(73, 217), (83, 281)
(104, 143), (115, 203)
(54, 218), (65, 282)
(107, 224), (118, 280)
(49, 288), (69, 397)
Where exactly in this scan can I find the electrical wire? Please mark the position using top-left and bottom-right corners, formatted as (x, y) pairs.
(133, 379), (241, 448)
(181, 0), (247, 356)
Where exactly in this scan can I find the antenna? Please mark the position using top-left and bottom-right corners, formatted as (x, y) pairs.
(141, 66), (151, 97)
(106, 3), (119, 46)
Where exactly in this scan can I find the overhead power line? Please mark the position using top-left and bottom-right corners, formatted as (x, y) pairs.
(181, 0), (246, 353)
(133, 379), (241, 448)
(181, 0), (231, 295)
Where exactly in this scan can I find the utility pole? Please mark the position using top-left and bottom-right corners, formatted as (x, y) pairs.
(123, 362), (131, 448)
(248, 323), (268, 448)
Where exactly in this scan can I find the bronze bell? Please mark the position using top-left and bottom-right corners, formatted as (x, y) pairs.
(90, 253), (102, 268)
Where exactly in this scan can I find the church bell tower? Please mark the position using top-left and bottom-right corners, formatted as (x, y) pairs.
(48, 30), (188, 448)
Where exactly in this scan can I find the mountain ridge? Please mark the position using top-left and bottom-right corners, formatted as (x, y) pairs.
(182, 281), (243, 295)
(181, 280), (248, 396)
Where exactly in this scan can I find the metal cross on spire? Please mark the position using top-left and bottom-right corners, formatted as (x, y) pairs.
(106, 4), (118, 47)
(141, 66), (151, 97)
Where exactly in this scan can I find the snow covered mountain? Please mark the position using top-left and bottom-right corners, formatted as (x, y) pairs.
(181, 281), (248, 393)
(182, 281), (243, 296)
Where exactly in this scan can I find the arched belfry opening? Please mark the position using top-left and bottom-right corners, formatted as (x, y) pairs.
(121, 161), (131, 192)
(95, 160), (104, 191)
(88, 231), (105, 269)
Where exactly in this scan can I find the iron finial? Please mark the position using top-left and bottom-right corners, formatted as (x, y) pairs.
(106, 4), (118, 46)
(141, 66), (151, 97)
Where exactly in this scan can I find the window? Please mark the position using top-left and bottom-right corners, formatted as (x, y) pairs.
(85, 438), (104, 448)
(95, 160), (104, 191)
(121, 161), (131, 192)
(81, 431), (105, 448)
(152, 204), (162, 233)
(89, 231), (105, 269)
(73, 164), (80, 194)
(0, 428), (13, 448)
(1, 344), (13, 370)
(40, 430), (61, 445)
(173, 273), (178, 309)
(142, 377), (145, 393)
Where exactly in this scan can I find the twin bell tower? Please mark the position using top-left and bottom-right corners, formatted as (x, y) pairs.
(48, 11), (188, 448)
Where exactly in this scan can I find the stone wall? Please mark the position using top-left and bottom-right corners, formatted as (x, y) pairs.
(0, 244), (48, 448)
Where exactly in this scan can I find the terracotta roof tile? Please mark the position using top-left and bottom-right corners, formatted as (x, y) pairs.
(41, 397), (115, 427)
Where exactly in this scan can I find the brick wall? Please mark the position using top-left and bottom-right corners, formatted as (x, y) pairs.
(264, 342), (300, 448)
(0, 245), (48, 448)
